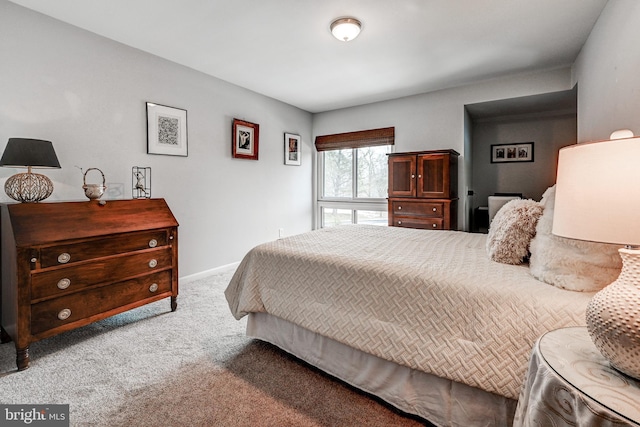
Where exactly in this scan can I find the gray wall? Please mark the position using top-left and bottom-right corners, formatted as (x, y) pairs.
(470, 113), (577, 209)
(313, 68), (575, 230)
(573, 0), (640, 141)
(2, 0), (638, 274)
(0, 1), (313, 279)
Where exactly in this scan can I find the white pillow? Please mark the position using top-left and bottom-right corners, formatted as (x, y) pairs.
(529, 186), (622, 292)
(486, 199), (544, 265)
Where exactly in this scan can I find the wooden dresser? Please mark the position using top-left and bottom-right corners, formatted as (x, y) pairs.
(0, 198), (178, 370)
(388, 149), (459, 230)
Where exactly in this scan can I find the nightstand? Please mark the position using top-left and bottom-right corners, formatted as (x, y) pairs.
(514, 327), (640, 427)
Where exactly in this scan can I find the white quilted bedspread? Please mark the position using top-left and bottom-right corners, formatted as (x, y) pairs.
(225, 225), (593, 399)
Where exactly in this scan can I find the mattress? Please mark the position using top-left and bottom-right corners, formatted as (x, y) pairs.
(225, 225), (593, 399)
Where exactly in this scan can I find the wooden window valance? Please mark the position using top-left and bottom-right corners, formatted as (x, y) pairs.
(315, 127), (395, 152)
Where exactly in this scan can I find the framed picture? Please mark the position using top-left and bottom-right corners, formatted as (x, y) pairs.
(232, 118), (259, 160)
(146, 102), (188, 156)
(491, 142), (534, 163)
(284, 133), (301, 165)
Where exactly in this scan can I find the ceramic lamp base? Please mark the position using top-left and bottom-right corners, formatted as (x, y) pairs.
(586, 247), (640, 379)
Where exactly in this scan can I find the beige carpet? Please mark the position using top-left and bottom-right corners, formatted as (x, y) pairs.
(0, 269), (430, 426)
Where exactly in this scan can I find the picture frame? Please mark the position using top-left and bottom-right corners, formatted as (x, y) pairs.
(232, 118), (259, 160)
(284, 133), (301, 166)
(490, 142), (534, 163)
(146, 102), (188, 157)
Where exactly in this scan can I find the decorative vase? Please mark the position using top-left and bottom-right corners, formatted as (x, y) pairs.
(82, 167), (107, 200)
(586, 247), (640, 379)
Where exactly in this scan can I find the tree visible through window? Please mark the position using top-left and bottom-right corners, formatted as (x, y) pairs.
(318, 145), (391, 227)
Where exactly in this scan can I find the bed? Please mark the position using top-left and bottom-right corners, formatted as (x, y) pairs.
(224, 224), (595, 426)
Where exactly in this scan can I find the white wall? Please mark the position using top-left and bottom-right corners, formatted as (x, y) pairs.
(313, 68), (575, 230)
(573, 0), (640, 141)
(0, 1), (313, 278)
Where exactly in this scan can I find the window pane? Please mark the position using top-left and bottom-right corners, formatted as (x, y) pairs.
(322, 208), (352, 227)
(357, 145), (389, 198)
(323, 149), (352, 198)
(355, 210), (388, 226)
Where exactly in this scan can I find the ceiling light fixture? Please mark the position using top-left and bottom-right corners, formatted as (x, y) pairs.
(330, 17), (361, 42)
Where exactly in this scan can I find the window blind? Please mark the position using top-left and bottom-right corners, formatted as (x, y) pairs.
(315, 127), (394, 152)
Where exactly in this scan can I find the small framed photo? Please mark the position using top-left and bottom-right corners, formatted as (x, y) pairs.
(284, 133), (301, 166)
(146, 102), (188, 156)
(491, 142), (534, 163)
(232, 118), (259, 160)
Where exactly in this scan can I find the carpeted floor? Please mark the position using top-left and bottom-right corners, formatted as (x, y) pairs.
(0, 269), (430, 426)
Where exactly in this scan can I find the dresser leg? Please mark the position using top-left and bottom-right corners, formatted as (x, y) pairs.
(171, 296), (177, 312)
(0, 326), (11, 344)
(16, 346), (29, 371)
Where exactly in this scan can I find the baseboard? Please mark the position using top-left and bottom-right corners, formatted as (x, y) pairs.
(179, 262), (240, 284)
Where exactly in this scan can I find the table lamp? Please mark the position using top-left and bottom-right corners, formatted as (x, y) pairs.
(553, 130), (640, 379)
(0, 138), (61, 203)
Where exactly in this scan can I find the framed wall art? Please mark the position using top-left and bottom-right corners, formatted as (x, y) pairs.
(490, 142), (534, 163)
(232, 119), (260, 160)
(146, 102), (188, 156)
(232, 118), (259, 160)
(284, 133), (301, 166)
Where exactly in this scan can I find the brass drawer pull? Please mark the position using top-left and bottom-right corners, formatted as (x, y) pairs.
(148, 239), (158, 248)
(148, 259), (158, 268)
(57, 308), (71, 320)
(57, 278), (71, 290)
(149, 283), (159, 292)
(57, 253), (71, 264)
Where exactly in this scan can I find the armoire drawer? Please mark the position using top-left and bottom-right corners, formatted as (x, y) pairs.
(31, 248), (172, 301)
(38, 229), (170, 268)
(391, 200), (444, 217)
(393, 216), (444, 230)
(30, 270), (172, 335)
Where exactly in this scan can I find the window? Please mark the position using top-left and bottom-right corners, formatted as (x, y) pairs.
(315, 127), (394, 228)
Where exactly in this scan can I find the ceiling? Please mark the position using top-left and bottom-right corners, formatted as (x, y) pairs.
(9, 0), (608, 113)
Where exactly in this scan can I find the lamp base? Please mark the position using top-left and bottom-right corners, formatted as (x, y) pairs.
(586, 247), (640, 379)
(4, 172), (54, 203)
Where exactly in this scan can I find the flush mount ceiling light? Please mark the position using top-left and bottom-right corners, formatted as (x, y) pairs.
(330, 17), (361, 42)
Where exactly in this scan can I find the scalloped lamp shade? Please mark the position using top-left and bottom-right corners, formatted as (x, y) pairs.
(553, 133), (640, 379)
(0, 138), (61, 203)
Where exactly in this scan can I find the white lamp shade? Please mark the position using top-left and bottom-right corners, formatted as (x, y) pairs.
(553, 136), (640, 246)
(330, 18), (361, 41)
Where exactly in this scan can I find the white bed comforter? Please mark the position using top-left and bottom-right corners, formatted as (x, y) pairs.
(225, 225), (593, 399)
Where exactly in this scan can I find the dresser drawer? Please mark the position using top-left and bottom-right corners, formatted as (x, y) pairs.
(393, 216), (444, 230)
(30, 270), (172, 335)
(391, 200), (443, 217)
(31, 248), (172, 301)
(38, 230), (170, 268)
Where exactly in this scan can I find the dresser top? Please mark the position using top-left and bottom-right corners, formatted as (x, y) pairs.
(387, 149), (460, 157)
(1, 198), (178, 246)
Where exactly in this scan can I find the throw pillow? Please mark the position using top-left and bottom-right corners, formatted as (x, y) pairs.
(529, 185), (622, 292)
(486, 199), (544, 265)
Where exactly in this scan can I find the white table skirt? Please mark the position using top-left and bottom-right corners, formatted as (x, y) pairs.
(514, 327), (640, 427)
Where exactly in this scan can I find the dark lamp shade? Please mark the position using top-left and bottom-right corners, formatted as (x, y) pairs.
(0, 138), (61, 169)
